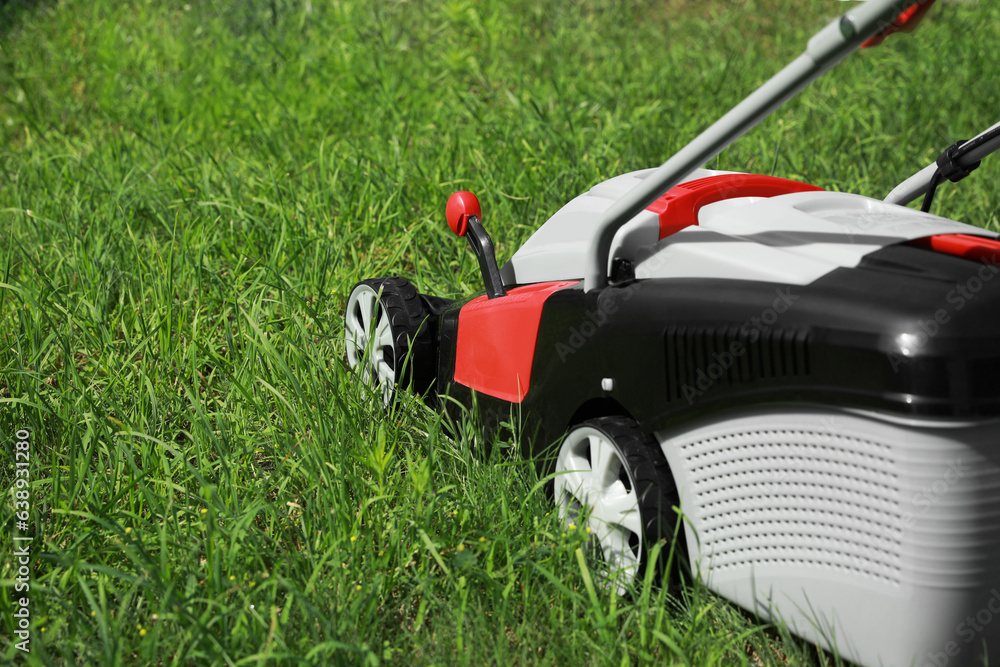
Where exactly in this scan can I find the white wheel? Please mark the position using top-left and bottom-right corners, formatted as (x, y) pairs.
(555, 424), (644, 584)
(345, 283), (397, 405)
(553, 416), (683, 592)
(344, 277), (435, 406)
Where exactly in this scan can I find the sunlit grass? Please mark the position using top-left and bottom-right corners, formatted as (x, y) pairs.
(1, 0), (998, 664)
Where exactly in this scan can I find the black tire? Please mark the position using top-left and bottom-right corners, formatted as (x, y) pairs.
(344, 277), (435, 403)
(553, 416), (686, 588)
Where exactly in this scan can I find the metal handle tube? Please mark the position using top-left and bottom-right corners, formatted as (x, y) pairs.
(885, 120), (1000, 206)
(582, 0), (918, 291)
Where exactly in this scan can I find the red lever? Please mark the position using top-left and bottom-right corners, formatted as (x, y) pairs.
(446, 191), (481, 237)
(446, 191), (506, 299)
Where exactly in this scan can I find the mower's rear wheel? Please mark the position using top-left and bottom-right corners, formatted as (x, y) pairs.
(344, 277), (434, 405)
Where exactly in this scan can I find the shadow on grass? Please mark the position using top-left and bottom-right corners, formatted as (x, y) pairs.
(0, 0), (49, 39)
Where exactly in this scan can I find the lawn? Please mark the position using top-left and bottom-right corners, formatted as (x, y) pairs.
(1, 0), (998, 664)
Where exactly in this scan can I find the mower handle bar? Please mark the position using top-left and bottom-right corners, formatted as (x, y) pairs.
(582, 0), (921, 292)
(885, 120), (1000, 207)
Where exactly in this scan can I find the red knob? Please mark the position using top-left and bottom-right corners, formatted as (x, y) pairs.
(446, 191), (481, 237)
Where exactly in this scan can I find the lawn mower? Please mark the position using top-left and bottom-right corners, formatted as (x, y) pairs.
(344, 1), (1000, 665)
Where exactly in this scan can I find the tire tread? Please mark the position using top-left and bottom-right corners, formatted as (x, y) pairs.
(574, 416), (686, 583)
(353, 277), (435, 395)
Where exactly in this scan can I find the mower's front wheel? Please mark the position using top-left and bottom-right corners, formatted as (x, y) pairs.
(553, 416), (684, 591)
(344, 277), (434, 405)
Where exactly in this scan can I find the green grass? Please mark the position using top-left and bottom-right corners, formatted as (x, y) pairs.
(1, 0), (998, 664)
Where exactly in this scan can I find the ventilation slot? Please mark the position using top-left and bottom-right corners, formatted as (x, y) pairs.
(678, 428), (903, 584)
(665, 325), (810, 402)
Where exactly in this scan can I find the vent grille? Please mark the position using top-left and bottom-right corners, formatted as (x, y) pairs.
(665, 325), (810, 402)
(678, 428), (903, 584)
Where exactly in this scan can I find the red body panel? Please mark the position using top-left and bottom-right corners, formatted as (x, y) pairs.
(455, 281), (578, 403)
(910, 233), (1000, 264)
(646, 174), (823, 239)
